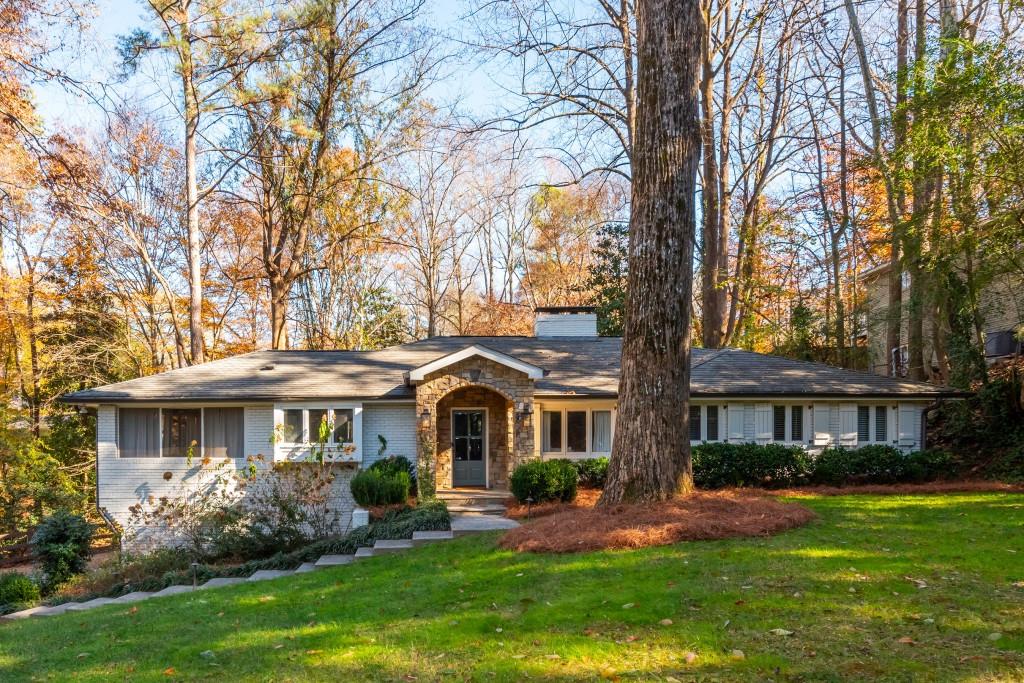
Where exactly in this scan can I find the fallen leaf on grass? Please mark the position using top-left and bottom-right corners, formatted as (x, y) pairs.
(684, 652), (698, 664)
(730, 650), (745, 660)
(76, 653), (89, 659)
(162, 667), (176, 676)
(622, 603), (635, 609)
(769, 628), (794, 636)
(659, 618), (673, 626)
(273, 644), (285, 650)
(989, 633), (1003, 641)
(305, 650), (323, 655)
(897, 637), (917, 645)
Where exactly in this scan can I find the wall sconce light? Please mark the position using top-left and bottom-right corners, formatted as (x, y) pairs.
(516, 402), (533, 421)
(419, 408), (431, 426)
(466, 369), (482, 382)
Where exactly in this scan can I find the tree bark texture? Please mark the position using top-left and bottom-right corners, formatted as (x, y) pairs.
(599, 0), (703, 506)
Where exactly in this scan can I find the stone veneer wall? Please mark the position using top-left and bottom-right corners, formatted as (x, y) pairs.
(415, 356), (535, 492)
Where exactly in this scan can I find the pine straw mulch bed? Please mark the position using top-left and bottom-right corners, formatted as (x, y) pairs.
(498, 489), (817, 554)
(756, 480), (1024, 497)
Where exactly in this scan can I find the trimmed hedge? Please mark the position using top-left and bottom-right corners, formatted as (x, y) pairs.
(369, 456), (418, 496)
(691, 442), (952, 489)
(350, 469), (411, 506)
(509, 460), (578, 503)
(0, 572), (40, 611)
(572, 457), (609, 489)
(692, 443), (813, 488)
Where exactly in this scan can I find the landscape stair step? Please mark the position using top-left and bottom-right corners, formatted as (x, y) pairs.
(446, 504), (507, 515)
(2, 516), (519, 618)
(247, 570), (293, 582)
(412, 530), (455, 545)
(152, 585), (195, 598)
(314, 554), (355, 568)
(200, 577), (247, 590)
(372, 539), (414, 554)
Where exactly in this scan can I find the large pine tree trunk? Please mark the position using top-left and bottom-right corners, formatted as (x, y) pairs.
(599, 0), (703, 506)
(181, 3), (205, 365)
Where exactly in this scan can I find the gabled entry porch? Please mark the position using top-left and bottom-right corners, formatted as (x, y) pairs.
(408, 345), (539, 493)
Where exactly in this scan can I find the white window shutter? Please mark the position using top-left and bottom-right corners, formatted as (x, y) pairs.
(897, 404), (919, 448)
(812, 404), (831, 446)
(727, 405), (745, 442)
(839, 404), (858, 447)
(754, 404), (772, 443)
(743, 405), (756, 441)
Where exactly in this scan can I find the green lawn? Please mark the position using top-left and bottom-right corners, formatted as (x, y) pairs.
(1, 494), (1023, 682)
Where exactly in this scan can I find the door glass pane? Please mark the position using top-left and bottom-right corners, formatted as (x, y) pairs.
(333, 408), (353, 443)
(162, 408), (201, 458)
(469, 411), (483, 437)
(592, 411), (612, 452)
(542, 411), (562, 452)
(308, 409), (329, 444)
(282, 409), (303, 442)
(468, 437), (483, 460)
(454, 437), (468, 461)
(567, 411), (586, 452)
(453, 411), (468, 438)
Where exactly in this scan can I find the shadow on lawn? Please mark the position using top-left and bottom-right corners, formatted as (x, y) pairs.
(0, 493), (1022, 682)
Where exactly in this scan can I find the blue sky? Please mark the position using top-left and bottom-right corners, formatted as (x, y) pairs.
(34, 0), (500, 128)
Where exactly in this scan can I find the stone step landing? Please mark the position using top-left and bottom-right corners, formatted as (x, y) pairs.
(2, 512), (518, 622)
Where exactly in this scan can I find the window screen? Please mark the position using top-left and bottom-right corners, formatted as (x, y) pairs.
(689, 405), (701, 441)
(875, 406), (888, 442)
(791, 406), (804, 442)
(307, 409), (329, 443)
(706, 405), (719, 441)
(282, 409), (303, 442)
(162, 408), (201, 458)
(204, 408), (244, 459)
(118, 408), (160, 458)
(858, 406), (871, 442)
(592, 411), (612, 452)
(566, 411), (587, 452)
(773, 405), (786, 441)
(542, 411), (562, 452)
(333, 408), (354, 443)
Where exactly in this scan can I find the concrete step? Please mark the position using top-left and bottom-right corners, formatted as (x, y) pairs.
(112, 591), (154, 604)
(446, 504), (507, 515)
(67, 597), (118, 611)
(354, 547), (375, 559)
(373, 539), (414, 554)
(247, 570), (293, 582)
(450, 513), (520, 536)
(295, 562), (318, 574)
(314, 554), (355, 568)
(1, 605), (62, 620)
(412, 530), (455, 545)
(152, 585), (194, 598)
(437, 489), (511, 507)
(200, 577), (247, 590)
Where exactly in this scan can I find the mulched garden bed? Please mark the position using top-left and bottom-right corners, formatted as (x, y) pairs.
(499, 489), (816, 553)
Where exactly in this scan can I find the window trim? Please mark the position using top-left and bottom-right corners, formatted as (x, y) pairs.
(540, 406), (616, 457)
(116, 406), (245, 459)
(275, 405), (359, 446)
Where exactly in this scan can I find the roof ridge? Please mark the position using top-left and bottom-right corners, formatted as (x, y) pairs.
(691, 348), (728, 369)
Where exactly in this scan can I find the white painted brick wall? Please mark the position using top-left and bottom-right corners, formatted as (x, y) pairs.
(361, 403), (417, 468)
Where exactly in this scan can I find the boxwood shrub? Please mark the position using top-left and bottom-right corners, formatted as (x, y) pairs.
(369, 456), (418, 495)
(0, 572), (40, 612)
(692, 442), (812, 488)
(509, 459), (578, 503)
(692, 442), (952, 489)
(572, 457), (609, 488)
(350, 469), (411, 506)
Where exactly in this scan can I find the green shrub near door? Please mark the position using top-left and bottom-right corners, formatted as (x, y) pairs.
(351, 469), (411, 506)
(509, 459), (578, 503)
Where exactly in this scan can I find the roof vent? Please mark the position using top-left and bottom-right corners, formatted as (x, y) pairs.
(534, 306), (598, 337)
(259, 364), (275, 371)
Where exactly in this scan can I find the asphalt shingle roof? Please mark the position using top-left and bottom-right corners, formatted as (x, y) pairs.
(61, 336), (958, 404)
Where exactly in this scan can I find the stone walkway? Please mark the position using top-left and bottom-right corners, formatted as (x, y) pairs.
(2, 513), (519, 622)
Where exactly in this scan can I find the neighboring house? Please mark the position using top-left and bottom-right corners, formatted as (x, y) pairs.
(862, 263), (1024, 378)
(62, 307), (958, 548)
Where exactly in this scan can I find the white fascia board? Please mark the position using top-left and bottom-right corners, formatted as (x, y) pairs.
(407, 344), (544, 382)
